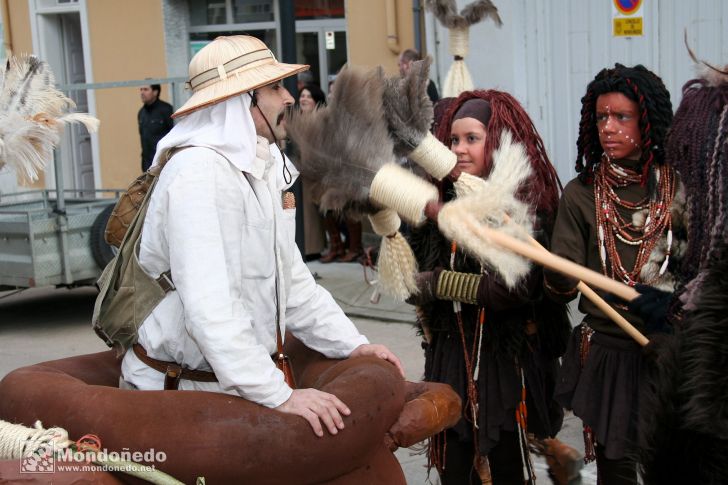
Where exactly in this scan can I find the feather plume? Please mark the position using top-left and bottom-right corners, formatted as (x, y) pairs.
(0, 55), (99, 182)
(425, 0), (502, 30)
(438, 131), (534, 288)
(286, 65), (394, 214)
(382, 58), (434, 157)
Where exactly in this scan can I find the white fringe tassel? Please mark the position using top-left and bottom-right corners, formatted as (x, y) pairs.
(370, 163), (439, 226)
(409, 132), (457, 180)
(368, 208), (420, 301)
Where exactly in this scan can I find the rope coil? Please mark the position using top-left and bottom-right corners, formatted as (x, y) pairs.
(0, 419), (71, 460)
(409, 133), (457, 180)
(370, 163), (439, 225)
(369, 208), (402, 236)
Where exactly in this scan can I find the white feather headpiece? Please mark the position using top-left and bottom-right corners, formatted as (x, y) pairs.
(0, 55), (99, 182)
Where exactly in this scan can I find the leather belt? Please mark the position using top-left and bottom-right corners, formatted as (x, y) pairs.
(132, 344), (218, 390)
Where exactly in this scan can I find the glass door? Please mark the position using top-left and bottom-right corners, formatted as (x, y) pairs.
(295, 24), (347, 93)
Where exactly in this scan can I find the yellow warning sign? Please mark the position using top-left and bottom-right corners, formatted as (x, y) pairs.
(613, 17), (643, 36)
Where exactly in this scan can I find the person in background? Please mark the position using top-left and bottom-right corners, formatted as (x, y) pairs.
(298, 83), (326, 113)
(398, 48), (440, 103)
(296, 83), (329, 260)
(297, 70), (315, 93)
(138, 83), (174, 172)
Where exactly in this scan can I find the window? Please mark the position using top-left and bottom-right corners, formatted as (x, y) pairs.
(190, 0), (228, 25)
(190, 0), (275, 25)
(190, 29), (277, 56)
(295, 0), (344, 20)
(233, 0), (274, 23)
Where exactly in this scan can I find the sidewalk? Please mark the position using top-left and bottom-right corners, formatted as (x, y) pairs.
(306, 259), (415, 324)
(307, 259), (597, 484)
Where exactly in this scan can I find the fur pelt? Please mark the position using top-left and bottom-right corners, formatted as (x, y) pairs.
(638, 242), (728, 484)
(438, 131), (534, 288)
(634, 179), (689, 291)
(286, 65), (394, 214)
(425, 0), (502, 30)
(382, 58), (434, 157)
(0, 55), (99, 182)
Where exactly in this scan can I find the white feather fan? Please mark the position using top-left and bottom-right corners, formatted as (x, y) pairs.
(0, 55), (99, 182)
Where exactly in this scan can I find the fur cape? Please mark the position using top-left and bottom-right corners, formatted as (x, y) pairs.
(638, 242), (728, 484)
(634, 178), (689, 291)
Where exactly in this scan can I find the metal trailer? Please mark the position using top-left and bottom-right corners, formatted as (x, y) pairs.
(0, 185), (124, 291)
(0, 76), (187, 292)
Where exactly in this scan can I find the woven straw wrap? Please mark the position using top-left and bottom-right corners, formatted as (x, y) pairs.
(369, 208), (402, 236)
(448, 27), (470, 57)
(370, 163), (439, 226)
(409, 132), (458, 180)
(443, 27), (474, 97)
(174, 36), (308, 118)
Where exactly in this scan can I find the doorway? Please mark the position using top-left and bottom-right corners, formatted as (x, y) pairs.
(295, 25), (347, 95)
(38, 12), (94, 194)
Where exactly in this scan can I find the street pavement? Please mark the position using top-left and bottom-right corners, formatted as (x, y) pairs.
(0, 260), (597, 484)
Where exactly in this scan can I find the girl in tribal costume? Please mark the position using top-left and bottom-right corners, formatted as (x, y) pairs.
(408, 90), (571, 484)
(545, 64), (686, 484)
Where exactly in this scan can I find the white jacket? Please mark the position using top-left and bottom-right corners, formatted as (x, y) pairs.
(121, 139), (369, 408)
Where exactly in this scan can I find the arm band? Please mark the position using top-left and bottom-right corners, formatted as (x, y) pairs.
(435, 270), (481, 305)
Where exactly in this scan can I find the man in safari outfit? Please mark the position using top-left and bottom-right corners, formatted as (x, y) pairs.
(120, 35), (404, 437)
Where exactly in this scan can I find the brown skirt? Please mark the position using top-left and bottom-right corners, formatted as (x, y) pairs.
(555, 324), (643, 460)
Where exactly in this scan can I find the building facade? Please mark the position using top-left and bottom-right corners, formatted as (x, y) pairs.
(0, 0), (416, 193)
(425, 0), (728, 183)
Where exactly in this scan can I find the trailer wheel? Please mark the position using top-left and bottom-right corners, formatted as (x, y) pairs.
(91, 204), (117, 269)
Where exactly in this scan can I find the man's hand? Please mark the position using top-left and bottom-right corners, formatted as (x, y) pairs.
(275, 388), (351, 437)
(350, 344), (406, 378)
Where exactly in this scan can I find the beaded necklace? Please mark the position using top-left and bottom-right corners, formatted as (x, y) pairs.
(593, 156), (674, 286)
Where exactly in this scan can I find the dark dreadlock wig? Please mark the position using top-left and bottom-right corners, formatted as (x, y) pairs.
(435, 89), (562, 233)
(575, 64), (673, 186)
(667, 69), (728, 284)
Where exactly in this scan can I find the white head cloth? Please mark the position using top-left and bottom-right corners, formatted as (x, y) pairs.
(151, 94), (257, 173)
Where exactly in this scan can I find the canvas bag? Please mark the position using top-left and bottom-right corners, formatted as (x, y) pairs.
(92, 174), (172, 355)
(91, 148), (185, 355)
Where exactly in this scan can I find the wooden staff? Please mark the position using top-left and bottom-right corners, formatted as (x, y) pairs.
(505, 217), (649, 346)
(450, 208), (649, 340)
